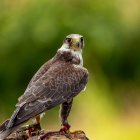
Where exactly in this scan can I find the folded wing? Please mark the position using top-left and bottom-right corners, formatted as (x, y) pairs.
(8, 62), (88, 128)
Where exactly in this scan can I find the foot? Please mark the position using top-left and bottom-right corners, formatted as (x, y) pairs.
(70, 130), (84, 134)
(28, 123), (41, 136)
(60, 123), (71, 133)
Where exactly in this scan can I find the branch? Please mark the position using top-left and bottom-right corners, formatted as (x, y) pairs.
(5, 124), (89, 140)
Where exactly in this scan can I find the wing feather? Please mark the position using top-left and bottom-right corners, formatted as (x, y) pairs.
(9, 61), (88, 128)
(18, 58), (54, 101)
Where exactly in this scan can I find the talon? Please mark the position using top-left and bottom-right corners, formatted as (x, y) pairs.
(70, 130), (84, 134)
(28, 127), (35, 136)
(60, 123), (71, 133)
(25, 123), (41, 137)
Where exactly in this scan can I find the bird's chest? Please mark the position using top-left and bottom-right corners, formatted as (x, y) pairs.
(71, 52), (83, 66)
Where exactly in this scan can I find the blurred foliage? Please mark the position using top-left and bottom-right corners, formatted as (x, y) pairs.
(0, 0), (140, 140)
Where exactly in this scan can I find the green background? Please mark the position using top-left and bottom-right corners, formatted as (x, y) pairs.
(0, 0), (140, 140)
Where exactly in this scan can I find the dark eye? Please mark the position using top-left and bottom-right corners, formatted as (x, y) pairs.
(67, 38), (72, 43)
(81, 37), (83, 42)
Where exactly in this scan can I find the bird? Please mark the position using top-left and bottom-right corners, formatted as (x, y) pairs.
(0, 34), (89, 139)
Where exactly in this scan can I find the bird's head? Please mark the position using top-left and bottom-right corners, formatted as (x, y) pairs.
(62, 34), (84, 52)
(57, 34), (84, 65)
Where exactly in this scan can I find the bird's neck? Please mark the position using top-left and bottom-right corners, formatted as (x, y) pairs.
(56, 44), (83, 66)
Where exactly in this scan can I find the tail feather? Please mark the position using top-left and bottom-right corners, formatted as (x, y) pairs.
(0, 120), (9, 132)
(0, 107), (28, 139)
(7, 107), (21, 129)
(0, 120), (20, 140)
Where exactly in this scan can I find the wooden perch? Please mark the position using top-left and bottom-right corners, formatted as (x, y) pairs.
(4, 124), (89, 140)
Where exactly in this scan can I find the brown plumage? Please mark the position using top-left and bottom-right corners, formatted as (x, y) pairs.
(0, 34), (89, 139)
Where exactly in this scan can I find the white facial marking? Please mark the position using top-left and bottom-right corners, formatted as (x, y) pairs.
(58, 42), (83, 66)
(58, 43), (69, 52)
(71, 49), (83, 66)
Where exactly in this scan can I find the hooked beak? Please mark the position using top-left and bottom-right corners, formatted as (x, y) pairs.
(71, 38), (82, 51)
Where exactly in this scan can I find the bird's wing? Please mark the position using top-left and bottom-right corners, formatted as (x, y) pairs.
(23, 58), (54, 94)
(18, 58), (55, 103)
(8, 62), (88, 128)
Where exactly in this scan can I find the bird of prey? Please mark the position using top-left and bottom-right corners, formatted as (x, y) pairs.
(0, 34), (89, 139)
